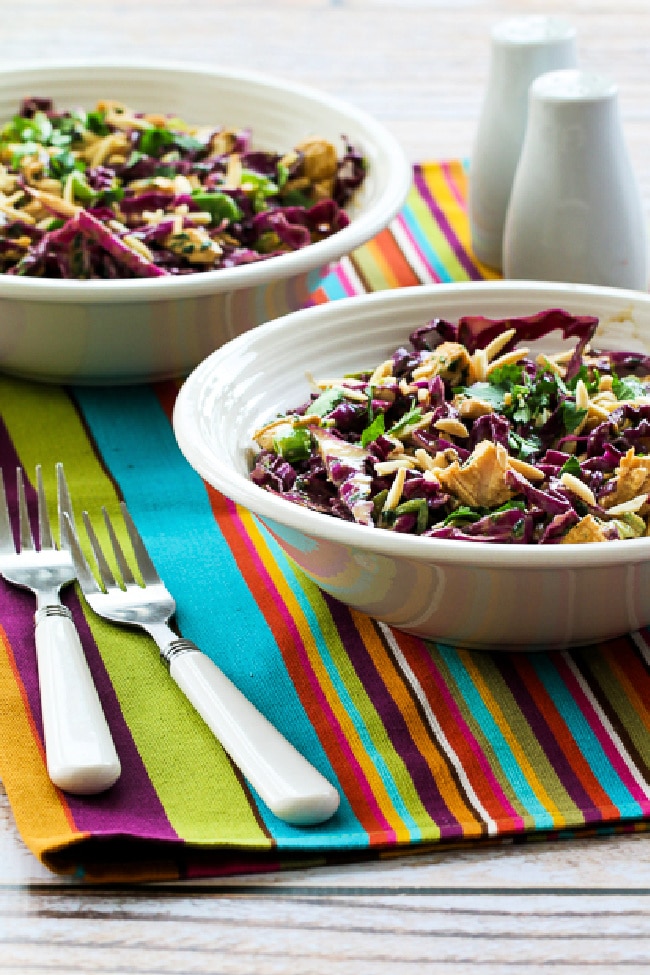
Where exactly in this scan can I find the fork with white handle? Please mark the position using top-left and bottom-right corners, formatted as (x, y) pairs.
(0, 464), (121, 795)
(62, 500), (340, 826)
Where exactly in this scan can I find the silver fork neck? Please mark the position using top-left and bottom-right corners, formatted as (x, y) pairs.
(35, 588), (65, 611)
(141, 621), (198, 664)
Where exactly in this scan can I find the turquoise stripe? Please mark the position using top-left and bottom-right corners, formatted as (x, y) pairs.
(71, 385), (364, 848)
(438, 644), (556, 828)
(314, 266), (351, 301)
(531, 655), (644, 818)
(400, 200), (451, 282)
(260, 519), (423, 841)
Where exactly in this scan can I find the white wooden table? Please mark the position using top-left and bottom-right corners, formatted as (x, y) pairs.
(3, 1), (650, 971)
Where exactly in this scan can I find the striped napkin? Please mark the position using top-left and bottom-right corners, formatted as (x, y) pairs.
(2, 161), (650, 882)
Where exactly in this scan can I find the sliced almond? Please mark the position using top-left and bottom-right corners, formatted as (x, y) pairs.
(434, 417), (469, 439)
(560, 472), (596, 507)
(508, 456), (546, 483)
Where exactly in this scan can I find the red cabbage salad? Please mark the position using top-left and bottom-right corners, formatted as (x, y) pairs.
(250, 309), (650, 544)
(0, 97), (366, 279)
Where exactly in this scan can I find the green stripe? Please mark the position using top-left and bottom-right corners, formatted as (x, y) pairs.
(351, 242), (393, 292)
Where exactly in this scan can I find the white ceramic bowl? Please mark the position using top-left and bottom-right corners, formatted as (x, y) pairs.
(0, 61), (411, 384)
(174, 281), (650, 651)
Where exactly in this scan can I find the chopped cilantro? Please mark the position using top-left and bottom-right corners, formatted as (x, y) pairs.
(84, 110), (110, 136)
(508, 430), (543, 460)
(305, 388), (345, 417)
(612, 372), (648, 401)
(560, 455), (582, 477)
(361, 412), (385, 447)
(139, 126), (203, 157)
(487, 361), (523, 386)
(560, 401), (588, 433)
(387, 404), (423, 437)
(461, 381), (507, 409)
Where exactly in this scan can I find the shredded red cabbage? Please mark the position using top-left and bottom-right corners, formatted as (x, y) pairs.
(251, 308), (650, 544)
(0, 98), (367, 279)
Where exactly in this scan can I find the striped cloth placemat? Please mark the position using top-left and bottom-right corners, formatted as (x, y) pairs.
(1, 161), (649, 882)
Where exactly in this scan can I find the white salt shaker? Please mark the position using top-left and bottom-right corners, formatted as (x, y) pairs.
(503, 69), (648, 291)
(468, 15), (577, 271)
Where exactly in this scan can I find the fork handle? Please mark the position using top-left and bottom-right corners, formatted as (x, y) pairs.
(166, 644), (340, 826)
(35, 606), (122, 795)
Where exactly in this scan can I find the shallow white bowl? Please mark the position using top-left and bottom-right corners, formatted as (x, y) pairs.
(174, 281), (650, 651)
(0, 61), (410, 384)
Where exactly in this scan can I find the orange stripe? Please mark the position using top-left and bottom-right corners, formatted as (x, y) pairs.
(365, 228), (421, 287)
(310, 287), (329, 305)
(0, 624), (84, 863)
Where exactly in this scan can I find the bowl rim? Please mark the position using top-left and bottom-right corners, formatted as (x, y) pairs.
(0, 58), (412, 303)
(173, 279), (650, 570)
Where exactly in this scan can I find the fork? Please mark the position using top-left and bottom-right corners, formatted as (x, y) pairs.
(0, 464), (121, 795)
(62, 501), (341, 827)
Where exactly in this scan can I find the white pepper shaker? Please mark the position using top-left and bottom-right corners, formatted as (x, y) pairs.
(503, 69), (648, 291)
(468, 15), (577, 271)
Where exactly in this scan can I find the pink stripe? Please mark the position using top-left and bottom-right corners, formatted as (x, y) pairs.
(227, 501), (398, 841)
(556, 654), (650, 811)
(336, 261), (364, 296)
(413, 641), (526, 831)
(440, 160), (468, 209)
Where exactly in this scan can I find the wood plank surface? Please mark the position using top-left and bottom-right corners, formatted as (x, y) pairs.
(2, 1), (650, 972)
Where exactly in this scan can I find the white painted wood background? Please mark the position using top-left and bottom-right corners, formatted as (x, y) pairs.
(2, 1), (650, 971)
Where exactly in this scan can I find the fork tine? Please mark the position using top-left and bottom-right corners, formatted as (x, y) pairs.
(60, 512), (103, 596)
(101, 507), (137, 587)
(56, 462), (75, 543)
(118, 503), (162, 587)
(36, 465), (54, 551)
(82, 510), (121, 592)
(0, 469), (15, 555)
(16, 468), (35, 553)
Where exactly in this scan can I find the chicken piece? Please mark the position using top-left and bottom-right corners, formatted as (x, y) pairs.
(294, 138), (339, 185)
(560, 514), (609, 544)
(412, 342), (472, 385)
(600, 448), (650, 509)
(435, 440), (513, 508)
(164, 226), (223, 266)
